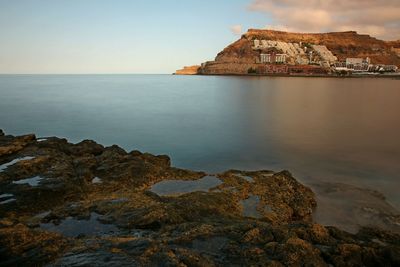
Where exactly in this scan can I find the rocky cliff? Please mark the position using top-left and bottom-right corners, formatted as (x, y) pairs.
(183, 29), (400, 75)
(174, 65), (200, 75)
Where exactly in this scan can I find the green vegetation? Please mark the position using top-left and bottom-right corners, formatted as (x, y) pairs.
(247, 67), (257, 74)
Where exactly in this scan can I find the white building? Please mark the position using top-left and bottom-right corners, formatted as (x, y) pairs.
(346, 58), (363, 65)
(346, 58), (370, 65)
(260, 53), (287, 64)
(275, 54), (286, 63)
(260, 54), (272, 63)
(334, 61), (370, 72)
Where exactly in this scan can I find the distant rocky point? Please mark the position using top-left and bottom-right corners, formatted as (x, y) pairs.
(174, 65), (201, 75)
(176, 29), (400, 76)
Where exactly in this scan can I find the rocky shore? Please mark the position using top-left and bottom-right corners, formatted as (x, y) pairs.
(0, 130), (399, 266)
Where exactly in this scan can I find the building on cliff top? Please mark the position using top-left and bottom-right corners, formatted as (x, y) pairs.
(252, 39), (340, 67)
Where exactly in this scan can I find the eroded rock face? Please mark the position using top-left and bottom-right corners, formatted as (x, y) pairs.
(244, 30), (400, 65)
(174, 65), (201, 75)
(0, 130), (399, 266)
(197, 29), (400, 75)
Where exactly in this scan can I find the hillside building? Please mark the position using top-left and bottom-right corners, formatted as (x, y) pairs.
(346, 57), (370, 65)
(260, 53), (287, 64)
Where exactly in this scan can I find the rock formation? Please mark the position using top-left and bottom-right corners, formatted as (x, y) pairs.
(177, 29), (400, 75)
(0, 130), (399, 266)
(174, 65), (200, 75)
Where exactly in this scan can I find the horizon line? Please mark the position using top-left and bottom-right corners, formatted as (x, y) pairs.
(0, 73), (173, 75)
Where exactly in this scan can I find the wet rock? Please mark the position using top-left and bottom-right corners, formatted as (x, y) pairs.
(116, 239), (151, 255)
(52, 250), (138, 267)
(72, 140), (105, 156)
(0, 131), (399, 266)
(276, 237), (327, 266)
(0, 224), (67, 266)
(0, 134), (36, 157)
(218, 169), (317, 223)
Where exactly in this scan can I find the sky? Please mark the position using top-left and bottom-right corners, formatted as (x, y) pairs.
(0, 0), (399, 74)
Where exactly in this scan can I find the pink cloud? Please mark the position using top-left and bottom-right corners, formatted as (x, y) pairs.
(248, 0), (400, 40)
(231, 25), (243, 35)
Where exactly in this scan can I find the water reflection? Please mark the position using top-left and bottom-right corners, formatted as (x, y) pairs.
(0, 75), (399, 231)
(241, 195), (262, 218)
(40, 212), (118, 237)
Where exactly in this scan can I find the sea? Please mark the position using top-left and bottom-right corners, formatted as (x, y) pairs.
(1, 74), (399, 232)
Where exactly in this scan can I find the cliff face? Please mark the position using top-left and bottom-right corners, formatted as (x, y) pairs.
(197, 29), (400, 75)
(174, 65), (200, 75)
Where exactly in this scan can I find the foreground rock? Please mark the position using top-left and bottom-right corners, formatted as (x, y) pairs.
(0, 130), (399, 266)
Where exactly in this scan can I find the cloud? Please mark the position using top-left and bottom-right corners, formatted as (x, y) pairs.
(230, 25), (243, 35)
(248, 0), (400, 40)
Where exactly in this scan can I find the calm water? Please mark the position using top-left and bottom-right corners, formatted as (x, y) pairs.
(1, 74), (399, 230)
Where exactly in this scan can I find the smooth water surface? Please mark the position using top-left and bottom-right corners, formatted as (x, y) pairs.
(1, 74), (399, 229)
(13, 176), (44, 187)
(0, 156), (35, 172)
(40, 212), (118, 237)
(241, 195), (262, 218)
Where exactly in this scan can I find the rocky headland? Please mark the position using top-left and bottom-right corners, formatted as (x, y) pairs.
(0, 129), (399, 266)
(174, 66), (201, 75)
(176, 29), (400, 75)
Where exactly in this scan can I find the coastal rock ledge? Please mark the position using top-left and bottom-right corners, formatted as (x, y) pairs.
(0, 130), (399, 266)
(174, 65), (201, 75)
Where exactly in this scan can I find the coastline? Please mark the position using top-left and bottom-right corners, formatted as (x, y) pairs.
(174, 73), (400, 79)
(175, 29), (400, 79)
(1, 129), (399, 266)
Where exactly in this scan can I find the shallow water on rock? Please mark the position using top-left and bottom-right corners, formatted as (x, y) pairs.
(241, 195), (262, 218)
(35, 211), (51, 219)
(13, 176), (44, 187)
(0, 193), (14, 199)
(92, 177), (102, 184)
(150, 175), (222, 196)
(0, 156), (35, 172)
(109, 198), (128, 204)
(40, 212), (119, 237)
(191, 236), (229, 256)
(313, 182), (400, 234)
(0, 194), (16, 205)
(53, 251), (137, 267)
(0, 199), (16, 204)
(235, 173), (254, 183)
